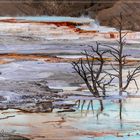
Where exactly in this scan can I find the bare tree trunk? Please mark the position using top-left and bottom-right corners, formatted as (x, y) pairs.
(119, 99), (122, 120)
(104, 13), (140, 95)
(99, 100), (104, 111)
(119, 27), (123, 95)
(119, 67), (123, 94)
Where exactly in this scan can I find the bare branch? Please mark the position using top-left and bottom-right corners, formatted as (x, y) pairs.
(72, 42), (111, 97)
(122, 32), (129, 39)
(123, 66), (140, 91)
(102, 44), (119, 55)
(111, 63), (119, 73)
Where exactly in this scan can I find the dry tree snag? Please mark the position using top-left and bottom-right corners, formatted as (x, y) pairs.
(72, 42), (113, 111)
(103, 13), (140, 120)
(103, 13), (140, 95)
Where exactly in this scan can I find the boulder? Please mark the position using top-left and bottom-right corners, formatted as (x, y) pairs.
(18, 101), (53, 113)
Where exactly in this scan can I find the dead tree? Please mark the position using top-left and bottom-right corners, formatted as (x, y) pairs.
(72, 42), (114, 111)
(102, 13), (140, 120)
(103, 13), (140, 95)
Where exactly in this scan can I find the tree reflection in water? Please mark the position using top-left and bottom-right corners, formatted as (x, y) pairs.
(75, 98), (124, 123)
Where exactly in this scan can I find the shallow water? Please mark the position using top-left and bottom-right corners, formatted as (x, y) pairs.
(0, 97), (140, 140)
(15, 16), (93, 23)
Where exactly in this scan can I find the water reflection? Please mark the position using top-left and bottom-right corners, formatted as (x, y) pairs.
(75, 98), (124, 122)
(0, 97), (140, 139)
(73, 97), (140, 134)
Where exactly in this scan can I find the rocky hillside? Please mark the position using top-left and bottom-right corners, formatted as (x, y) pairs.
(0, 0), (140, 30)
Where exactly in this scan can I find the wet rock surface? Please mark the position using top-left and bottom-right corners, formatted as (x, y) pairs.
(0, 134), (30, 140)
(17, 101), (53, 113)
(0, 79), (77, 112)
(0, 80), (56, 112)
(0, 91), (78, 113)
(0, 80), (51, 95)
(0, 88), (55, 113)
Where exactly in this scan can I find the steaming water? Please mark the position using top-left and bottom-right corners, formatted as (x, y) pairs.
(15, 16), (94, 23)
(0, 16), (117, 33)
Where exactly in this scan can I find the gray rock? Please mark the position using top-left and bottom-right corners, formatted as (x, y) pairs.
(0, 134), (30, 140)
(0, 96), (7, 102)
(17, 101), (53, 113)
(0, 104), (8, 110)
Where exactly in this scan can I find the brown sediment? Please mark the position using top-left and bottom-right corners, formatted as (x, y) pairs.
(107, 59), (140, 66)
(69, 130), (118, 137)
(25, 122), (119, 139)
(0, 53), (63, 63)
(43, 118), (66, 127)
(34, 128), (118, 139)
(0, 18), (17, 23)
(0, 53), (139, 64)
(74, 28), (98, 33)
(0, 53), (111, 63)
(103, 31), (133, 39)
(0, 59), (10, 64)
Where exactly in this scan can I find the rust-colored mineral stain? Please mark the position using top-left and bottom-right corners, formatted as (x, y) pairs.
(0, 18), (17, 23)
(0, 18), (98, 34)
(0, 53), (139, 64)
(0, 59), (10, 64)
(110, 32), (116, 38)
